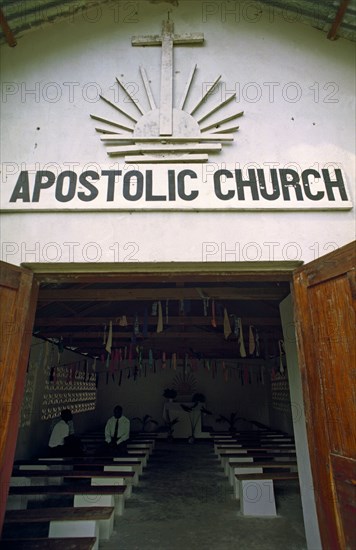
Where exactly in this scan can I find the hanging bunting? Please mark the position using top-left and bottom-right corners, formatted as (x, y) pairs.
(211, 299), (217, 328)
(134, 314), (140, 335)
(232, 315), (238, 336)
(223, 308), (232, 339)
(249, 325), (256, 355)
(105, 321), (113, 354)
(136, 346), (141, 370)
(143, 308), (148, 337)
(148, 349), (154, 369)
(162, 351), (167, 369)
(109, 351), (116, 377)
(279, 339), (285, 373)
(157, 301), (163, 333)
(151, 301), (158, 315)
(165, 300), (169, 323)
(238, 318), (247, 357)
(118, 370), (123, 386)
(118, 315), (128, 327)
(172, 352), (177, 370)
(255, 328), (260, 357)
(103, 324), (107, 345)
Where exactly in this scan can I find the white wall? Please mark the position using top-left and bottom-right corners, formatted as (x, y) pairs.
(15, 337), (98, 459)
(0, 1), (354, 265)
(94, 357), (274, 434)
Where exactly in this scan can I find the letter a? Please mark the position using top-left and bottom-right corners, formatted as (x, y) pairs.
(9, 171), (30, 202)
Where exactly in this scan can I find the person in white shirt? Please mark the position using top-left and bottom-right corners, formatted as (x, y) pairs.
(104, 405), (130, 454)
(48, 409), (82, 456)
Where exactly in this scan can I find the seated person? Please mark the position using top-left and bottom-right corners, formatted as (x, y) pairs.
(104, 405), (130, 455)
(48, 409), (83, 456)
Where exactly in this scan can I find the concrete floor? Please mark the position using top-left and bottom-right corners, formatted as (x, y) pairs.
(102, 440), (307, 550)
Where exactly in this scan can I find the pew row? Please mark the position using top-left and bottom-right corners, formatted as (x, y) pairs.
(0, 537), (97, 550)
(7, 484), (127, 517)
(2, 506), (115, 548)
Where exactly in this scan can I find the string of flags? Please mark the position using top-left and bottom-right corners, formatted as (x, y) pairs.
(39, 334), (286, 392)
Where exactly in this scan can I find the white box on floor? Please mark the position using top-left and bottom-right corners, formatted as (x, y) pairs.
(240, 479), (277, 517)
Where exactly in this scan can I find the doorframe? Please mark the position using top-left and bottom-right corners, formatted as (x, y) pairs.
(4, 259), (317, 536)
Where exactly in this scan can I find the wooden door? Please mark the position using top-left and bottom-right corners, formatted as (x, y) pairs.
(293, 241), (356, 550)
(0, 261), (38, 533)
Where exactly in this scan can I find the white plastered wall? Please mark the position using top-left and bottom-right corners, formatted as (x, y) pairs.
(0, 0), (355, 265)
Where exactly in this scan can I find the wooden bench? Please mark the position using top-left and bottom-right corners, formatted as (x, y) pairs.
(34, 454), (147, 469)
(3, 506), (115, 546)
(11, 468), (137, 496)
(81, 437), (155, 454)
(0, 537), (97, 549)
(214, 441), (295, 454)
(8, 483), (127, 517)
(219, 451), (296, 473)
(38, 451), (149, 467)
(15, 459), (144, 477)
(215, 444), (296, 459)
(227, 460), (298, 486)
(234, 471), (300, 517)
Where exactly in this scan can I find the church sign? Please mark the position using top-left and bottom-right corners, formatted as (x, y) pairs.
(0, 20), (352, 212)
(1, 164), (351, 211)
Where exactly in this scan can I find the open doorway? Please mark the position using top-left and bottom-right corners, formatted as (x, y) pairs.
(19, 274), (295, 449)
(1, 245), (354, 548)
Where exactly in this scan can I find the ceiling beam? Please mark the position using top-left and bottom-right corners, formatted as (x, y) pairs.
(34, 315), (282, 327)
(37, 287), (287, 302)
(0, 8), (17, 47)
(24, 261), (300, 284)
(327, 0), (350, 40)
(35, 330), (282, 340)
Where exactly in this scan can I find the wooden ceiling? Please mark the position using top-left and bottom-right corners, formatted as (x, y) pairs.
(32, 269), (292, 360)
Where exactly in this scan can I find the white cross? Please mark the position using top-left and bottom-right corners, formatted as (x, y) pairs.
(132, 20), (204, 136)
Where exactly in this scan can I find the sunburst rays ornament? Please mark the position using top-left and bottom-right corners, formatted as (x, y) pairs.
(91, 17), (243, 163)
(172, 372), (198, 395)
